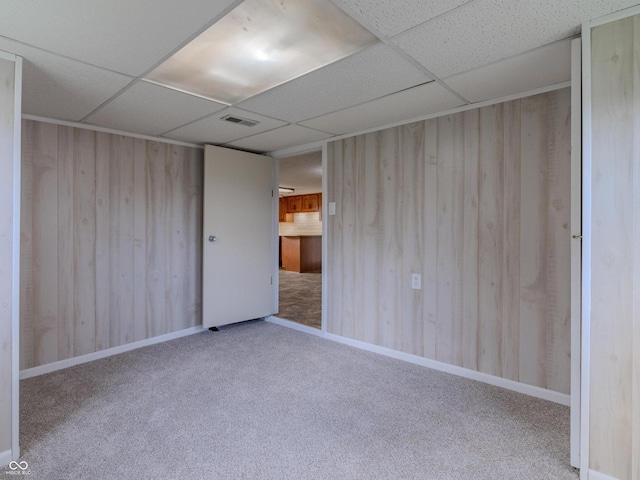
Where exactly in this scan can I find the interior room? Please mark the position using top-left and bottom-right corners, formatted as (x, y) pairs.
(277, 151), (323, 329)
(1, 1), (639, 480)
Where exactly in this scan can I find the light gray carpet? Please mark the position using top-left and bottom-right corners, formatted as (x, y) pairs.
(12, 321), (577, 480)
(278, 270), (322, 329)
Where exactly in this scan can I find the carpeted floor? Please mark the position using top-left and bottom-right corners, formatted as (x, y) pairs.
(278, 270), (322, 329)
(11, 321), (577, 480)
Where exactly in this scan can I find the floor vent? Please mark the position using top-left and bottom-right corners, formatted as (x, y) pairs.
(221, 114), (260, 127)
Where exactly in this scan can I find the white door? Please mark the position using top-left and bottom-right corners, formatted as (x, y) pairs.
(202, 145), (277, 328)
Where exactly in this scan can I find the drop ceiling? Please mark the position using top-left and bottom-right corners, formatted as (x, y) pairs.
(1, 0), (638, 154)
(279, 151), (323, 196)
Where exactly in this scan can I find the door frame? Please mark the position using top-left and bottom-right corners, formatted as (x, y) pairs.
(272, 149), (325, 331)
(1, 49), (23, 464)
(570, 37), (582, 470)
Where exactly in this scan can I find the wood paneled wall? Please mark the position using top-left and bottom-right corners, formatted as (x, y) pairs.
(0, 56), (17, 457)
(589, 15), (640, 480)
(20, 120), (203, 369)
(326, 88), (572, 394)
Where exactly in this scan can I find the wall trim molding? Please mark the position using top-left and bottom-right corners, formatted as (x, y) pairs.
(21, 114), (204, 150)
(584, 4), (640, 29)
(588, 470), (620, 480)
(266, 317), (570, 406)
(20, 326), (206, 380)
(266, 316), (324, 338)
(0, 450), (12, 468)
(323, 333), (571, 406)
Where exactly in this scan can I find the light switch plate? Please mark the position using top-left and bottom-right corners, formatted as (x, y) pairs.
(328, 202), (336, 215)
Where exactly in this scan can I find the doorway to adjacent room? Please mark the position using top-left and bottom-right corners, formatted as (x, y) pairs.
(277, 150), (322, 329)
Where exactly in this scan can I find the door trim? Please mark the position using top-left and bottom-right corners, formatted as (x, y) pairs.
(580, 17), (594, 480)
(570, 36), (582, 470)
(321, 143), (328, 335)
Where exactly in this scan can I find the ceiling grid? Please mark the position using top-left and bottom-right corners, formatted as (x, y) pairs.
(1, 0), (636, 152)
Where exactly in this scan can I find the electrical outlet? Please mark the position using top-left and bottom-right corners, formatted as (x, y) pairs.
(328, 202), (336, 215)
(411, 273), (422, 290)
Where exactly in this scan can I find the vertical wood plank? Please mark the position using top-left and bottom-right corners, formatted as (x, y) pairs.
(400, 122), (425, 356)
(165, 145), (188, 332)
(361, 132), (379, 345)
(462, 109), (480, 371)
(590, 17), (635, 479)
(423, 118), (438, 360)
(501, 99), (521, 382)
(19, 120), (34, 369)
(94, 132), (111, 351)
(109, 135), (135, 346)
(545, 88), (572, 394)
(133, 139), (147, 340)
(339, 137), (358, 339)
(519, 95), (549, 388)
(186, 148), (203, 328)
(32, 121), (59, 366)
(477, 104), (504, 377)
(451, 116), (465, 367)
(376, 127), (402, 350)
(73, 127), (96, 356)
(146, 142), (166, 338)
(436, 115), (455, 365)
(57, 125), (74, 360)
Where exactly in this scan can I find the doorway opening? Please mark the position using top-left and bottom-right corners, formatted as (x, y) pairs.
(276, 150), (322, 329)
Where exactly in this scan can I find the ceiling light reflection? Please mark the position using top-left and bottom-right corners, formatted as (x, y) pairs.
(145, 0), (378, 104)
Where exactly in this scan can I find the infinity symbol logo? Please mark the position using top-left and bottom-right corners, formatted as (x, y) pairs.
(9, 460), (28, 471)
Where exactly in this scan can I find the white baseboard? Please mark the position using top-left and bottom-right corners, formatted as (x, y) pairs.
(588, 470), (619, 480)
(266, 316), (324, 337)
(266, 317), (570, 406)
(20, 326), (206, 379)
(0, 450), (12, 468)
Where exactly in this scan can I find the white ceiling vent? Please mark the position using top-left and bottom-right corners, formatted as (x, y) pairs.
(220, 114), (260, 127)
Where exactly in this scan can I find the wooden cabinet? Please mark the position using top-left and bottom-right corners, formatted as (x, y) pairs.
(301, 194), (319, 212)
(281, 236), (322, 273)
(279, 193), (322, 222)
(279, 198), (288, 222)
(287, 195), (302, 213)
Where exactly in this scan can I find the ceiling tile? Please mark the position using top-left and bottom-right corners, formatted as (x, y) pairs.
(332, 0), (472, 38)
(225, 125), (333, 153)
(237, 43), (430, 123)
(444, 39), (572, 103)
(0, 0), (238, 76)
(163, 108), (287, 145)
(393, 0), (640, 78)
(84, 81), (226, 136)
(300, 81), (465, 135)
(0, 38), (133, 122)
